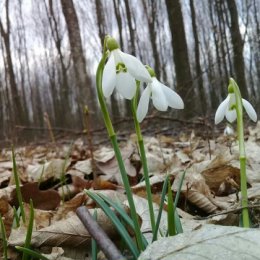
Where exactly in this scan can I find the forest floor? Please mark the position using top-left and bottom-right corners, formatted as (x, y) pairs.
(0, 118), (260, 259)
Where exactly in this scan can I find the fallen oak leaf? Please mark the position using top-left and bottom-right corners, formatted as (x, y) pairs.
(10, 182), (61, 210)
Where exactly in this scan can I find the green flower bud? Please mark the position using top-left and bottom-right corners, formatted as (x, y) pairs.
(106, 37), (119, 51)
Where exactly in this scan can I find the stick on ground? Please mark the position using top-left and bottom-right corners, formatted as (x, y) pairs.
(76, 206), (126, 260)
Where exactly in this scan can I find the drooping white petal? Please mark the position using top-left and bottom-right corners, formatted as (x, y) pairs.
(137, 86), (151, 122)
(150, 79), (168, 111)
(160, 81), (184, 109)
(102, 54), (116, 97)
(214, 96), (230, 124)
(119, 50), (152, 83)
(225, 109), (237, 123)
(242, 99), (257, 122)
(115, 72), (136, 99)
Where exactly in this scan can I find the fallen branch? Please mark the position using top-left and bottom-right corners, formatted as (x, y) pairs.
(76, 206), (126, 260)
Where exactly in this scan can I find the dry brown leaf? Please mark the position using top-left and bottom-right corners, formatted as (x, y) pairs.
(55, 192), (88, 220)
(94, 147), (114, 163)
(96, 145), (136, 184)
(11, 182), (61, 210)
(9, 208), (118, 248)
(72, 159), (92, 175)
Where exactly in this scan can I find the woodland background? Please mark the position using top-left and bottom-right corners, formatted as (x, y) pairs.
(0, 0), (259, 142)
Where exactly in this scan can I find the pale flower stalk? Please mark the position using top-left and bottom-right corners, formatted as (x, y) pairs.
(215, 93), (257, 124)
(137, 66), (184, 122)
(102, 37), (152, 100)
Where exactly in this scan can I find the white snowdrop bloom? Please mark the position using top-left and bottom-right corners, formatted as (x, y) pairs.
(102, 38), (152, 100)
(136, 67), (184, 122)
(224, 124), (234, 136)
(215, 93), (257, 124)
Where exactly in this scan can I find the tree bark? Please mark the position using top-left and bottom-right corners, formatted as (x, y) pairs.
(226, 0), (248, 98)
(60, 0), (97, 123)
(190, 0), (206, 113)
(165, 0), (195, 117)
(0, 0), (25, 127)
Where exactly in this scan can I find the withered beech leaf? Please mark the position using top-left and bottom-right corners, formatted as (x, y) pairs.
(11, 182), (61, 210)
(9, 208), (118, 248)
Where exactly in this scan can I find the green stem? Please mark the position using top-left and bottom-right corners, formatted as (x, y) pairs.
(131, 82), (156, 234)
(96, 37), (144, 251)
(230, 78), (250, 228)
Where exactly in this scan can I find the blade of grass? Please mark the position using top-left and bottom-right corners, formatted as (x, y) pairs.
(167, 179), (176, 236)
(16, 247), (48, 260)
(22, 199), (34, 260)
(0, 214), (8, 260)
(86, 190), (139, 258)
(12, 146), (26, 223)
(152, 175), (169, 241)
(12, 206), (20, 228)
(91, 210), (98, 260)
(173, 170), (186, 234)
(98, 193), (148, 247)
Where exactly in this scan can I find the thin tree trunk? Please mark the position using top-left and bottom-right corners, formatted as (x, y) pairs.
(60, 0), (97, 126)
(165, 0), (195, 117)
(190, 0), (206, 113)
(227, 0), (248, 98)
(0, 0), (25, 127)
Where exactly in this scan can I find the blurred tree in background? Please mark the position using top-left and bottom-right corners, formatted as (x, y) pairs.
(0, 0), (259, 141)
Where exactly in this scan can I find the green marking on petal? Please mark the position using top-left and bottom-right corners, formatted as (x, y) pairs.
(230, 104), (236, 110)
(116, 63), (127, 74)
(228, 84), (234, 93)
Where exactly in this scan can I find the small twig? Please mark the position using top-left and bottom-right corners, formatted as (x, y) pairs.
(43, 112), (55, 144)
(76, 206), (126, 260)
(194, 204), (260, 220)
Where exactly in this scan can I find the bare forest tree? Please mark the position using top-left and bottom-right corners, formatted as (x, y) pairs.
(0, 0), (259, 141)
(60, 0), (97, 125)
(165, 0), (195, 117)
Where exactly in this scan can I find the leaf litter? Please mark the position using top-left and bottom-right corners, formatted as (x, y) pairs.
(0, 123), (260, 259)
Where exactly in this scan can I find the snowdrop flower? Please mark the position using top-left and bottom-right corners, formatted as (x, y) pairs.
(215, 93), (257, 124)
(136, 66), (184, 122)
(102, 37), (152, 99)
(224, 124), (234, 136)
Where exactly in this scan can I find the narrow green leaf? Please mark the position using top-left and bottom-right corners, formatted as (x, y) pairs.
(86, 190), (139, 258)
(167, 180), (176, 236)
(173, 170), (186, 234)
(0, 214), (8, 260)
(153, 175), (169, 241)
(98, 193), (148, 247)
(16, 247), (48, 260)
(12, 206), (20, 228)
(22, 199), (34, 260)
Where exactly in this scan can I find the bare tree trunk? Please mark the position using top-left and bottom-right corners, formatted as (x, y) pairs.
(60, 0), (97, 125)
(44, 0), (71, 126)
(0, 0), (25, 128)
(227, 0), (248, 98)
(112, 0), (124, 49)
(142, 0), (161, 79)
(165, 0), (195, 117)
(124, 0), (136, 55)
(190, 0), (206, 113)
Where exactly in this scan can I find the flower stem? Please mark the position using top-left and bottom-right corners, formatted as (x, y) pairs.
(131, 82), (156, 234)
(230, 78), (250, 228)
(96, 37), (144, 250)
